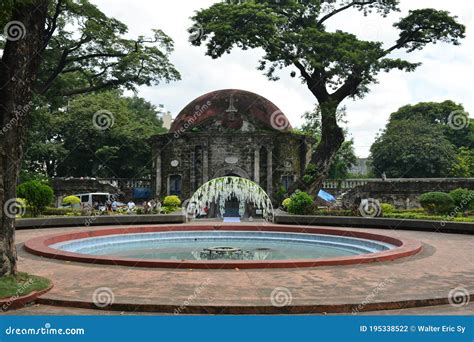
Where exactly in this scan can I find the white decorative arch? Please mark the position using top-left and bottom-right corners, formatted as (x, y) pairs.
(185, 176), (274, 221)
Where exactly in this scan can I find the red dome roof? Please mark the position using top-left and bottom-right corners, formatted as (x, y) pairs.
(169, 89), (292, 133)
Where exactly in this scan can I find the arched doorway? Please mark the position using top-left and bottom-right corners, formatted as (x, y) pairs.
(212, 166), (250, 179)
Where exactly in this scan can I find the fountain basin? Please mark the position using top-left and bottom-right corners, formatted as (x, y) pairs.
(24, 225), (422, 269)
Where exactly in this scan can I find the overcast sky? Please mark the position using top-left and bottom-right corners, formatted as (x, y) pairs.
(91, 0), (472, 157)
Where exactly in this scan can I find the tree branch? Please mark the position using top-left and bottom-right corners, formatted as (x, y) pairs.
(317, 1), (377, 27)
(58, 79), (128, 96)
(41, 0), (64, 51)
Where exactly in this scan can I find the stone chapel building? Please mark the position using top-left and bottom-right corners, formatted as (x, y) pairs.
(151, 89), (313, 203)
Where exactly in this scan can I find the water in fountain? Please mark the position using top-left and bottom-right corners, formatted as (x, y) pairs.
(185, 176), (274, 221)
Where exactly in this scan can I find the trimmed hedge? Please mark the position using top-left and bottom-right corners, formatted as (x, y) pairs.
(17, 181), (54, 217)
(449, 188), (474, 211)
(419, 192), (455, 215)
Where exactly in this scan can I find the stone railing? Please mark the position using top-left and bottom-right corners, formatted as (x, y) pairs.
(96, 178), (151, 189)
(322, 179), (375, 190)
(322, 178), (474, 191)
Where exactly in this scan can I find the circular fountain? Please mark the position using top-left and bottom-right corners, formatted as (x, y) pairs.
(24, 225), (422, 269)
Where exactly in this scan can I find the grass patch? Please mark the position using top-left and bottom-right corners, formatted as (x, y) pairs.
(0, 272), (51, 299)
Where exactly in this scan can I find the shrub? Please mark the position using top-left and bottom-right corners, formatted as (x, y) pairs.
(163, 195), (181, 207)
(282, 198), (291, 209)
(419, 192), (455, 215)
(161, 205), (180, 214)
(17, 181), (54, 217)
(287, 191), (313, 215)
(62, 195), (81, 206)
(42, 207), (78, 216)
(449, 188), (474, 211)
(381, 203), (395, 215)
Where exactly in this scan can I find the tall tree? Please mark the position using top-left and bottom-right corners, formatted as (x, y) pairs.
(190, 0), (465, 195)
(0, 0), (180, 276)
(369, 120), (457, 178)
(388, 101), (473, 149)
(0, 0), (49, 276)
(301, 106), (356, 179)
(370, 101), (473, 177)
(23, 91), (167, 178)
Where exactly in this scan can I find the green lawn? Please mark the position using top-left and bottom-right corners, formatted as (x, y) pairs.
(0, 272), (51, 299)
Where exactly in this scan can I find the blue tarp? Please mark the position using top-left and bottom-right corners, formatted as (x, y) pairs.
(133, 187), (152, 199)
(318, 189), (336, 202)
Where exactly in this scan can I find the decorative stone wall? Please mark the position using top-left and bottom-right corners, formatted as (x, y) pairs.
(341, 178), (474, 209)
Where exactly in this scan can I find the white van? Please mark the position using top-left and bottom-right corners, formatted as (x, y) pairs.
(64, 193), (112, 211)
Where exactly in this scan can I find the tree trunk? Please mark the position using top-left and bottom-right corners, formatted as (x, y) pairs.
(0, 0), (48, 276)
(288, 101), (345, 197)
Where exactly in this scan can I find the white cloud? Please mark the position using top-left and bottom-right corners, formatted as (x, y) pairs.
(90, 0), (472, 157)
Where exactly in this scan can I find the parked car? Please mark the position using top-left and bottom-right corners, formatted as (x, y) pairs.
(68, 192), (112, 211)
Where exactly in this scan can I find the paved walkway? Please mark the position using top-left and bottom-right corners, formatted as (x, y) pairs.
(13, 224), (474, 314)
(5, 303), (474, 316)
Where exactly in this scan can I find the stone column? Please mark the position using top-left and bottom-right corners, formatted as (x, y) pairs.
(203, 146), (209, 183)
(155, 152), (161, 197)
(254, 147), (260, 184)
(267, 148), (273, 196)
(190, 150), (196, 192)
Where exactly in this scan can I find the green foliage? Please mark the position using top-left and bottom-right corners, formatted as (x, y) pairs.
(163, 195), (181, 207)
(192, 1), (463, 99)
(28, 0), (179, 100)
(370, 101), (473, 178)
(274, 186), (287, 206)
(419, 192), (455, 215)
(449, 188), (474, 211)
(369, 119), (456, 178)
(282, 198), (291, 209)
(388, 101), (472, 148)
(287, 191), (313, 215)
(23, 91), (167, 178)
(17, 181), (54, 217)
(161, 205), (180, 214)
(381, 203), (395, 215)
(450, 147), (474, 177)
(41, 207), (80, 216)
(62, 195), (80, 205)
